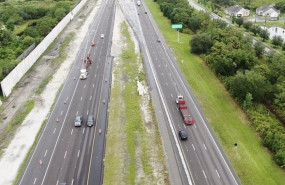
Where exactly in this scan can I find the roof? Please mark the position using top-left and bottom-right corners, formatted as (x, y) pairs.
(225, 5), (244, 13)
(257, 5), (280, 14)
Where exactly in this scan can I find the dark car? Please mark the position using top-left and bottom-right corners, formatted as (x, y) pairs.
(74, 116), (83, 127)
(87, 115), (94, 127)
(178, 130), (188, 140)
(145, 11), (147, 14)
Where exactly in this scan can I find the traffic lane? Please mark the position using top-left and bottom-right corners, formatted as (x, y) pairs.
(138, 8), (231, 185)
(18, 64), (83, 185)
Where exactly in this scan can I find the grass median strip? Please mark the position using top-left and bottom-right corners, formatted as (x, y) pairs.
(145, 0), (285, 184)
(104, 21), (169, 184)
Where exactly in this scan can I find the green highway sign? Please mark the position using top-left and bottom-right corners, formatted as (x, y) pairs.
(172, 24), (183, 29)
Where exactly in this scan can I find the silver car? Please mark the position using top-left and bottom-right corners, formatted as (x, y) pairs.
(74, 116), (83, 127)
(87, 115), (94, 127)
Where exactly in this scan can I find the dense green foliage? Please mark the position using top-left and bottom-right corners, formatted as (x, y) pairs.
(275, 1), (285, 13)
(156, 0), (285, 168)
(0, 0), (75, 83)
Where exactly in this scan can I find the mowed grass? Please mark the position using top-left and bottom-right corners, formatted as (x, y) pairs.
(104, 21), (169, 184)
(145, 0), (285, 184)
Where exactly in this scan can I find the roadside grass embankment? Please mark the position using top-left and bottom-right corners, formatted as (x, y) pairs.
(145, 0), (285, 184)
(103, 21), (169, 185)
(0, 100), (34, 158)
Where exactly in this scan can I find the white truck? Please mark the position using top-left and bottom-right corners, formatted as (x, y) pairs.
(137, 0), (141, 6)
(80, 69), (88, 80)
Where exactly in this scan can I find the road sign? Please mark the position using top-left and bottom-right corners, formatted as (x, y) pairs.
(172, 24), (183, 29)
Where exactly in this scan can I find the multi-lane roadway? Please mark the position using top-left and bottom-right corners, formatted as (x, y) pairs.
(18, 0), (115, 184)
(129, 1), (241, 185)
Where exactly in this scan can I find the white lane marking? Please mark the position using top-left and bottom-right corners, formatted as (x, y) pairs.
(71, 179), (74, 185)
(64, 151), (67, 159)
(216, 169), (220, 178)
(162, 72), (164, 76)
(60, 111), (63, 115)
(176, 107), (179, 111)
(80, 97), (82, 101)
(194, 124), (197, 128)
(53, 128), (56, 134)
(56, 180), (58, 185)
(166, 82), (168, 86)
(93, 84), (94, 88)
(184, 124), (186, 129)
(82, 128), (85, 134)
(76, 111), (78, 115)
(87, 110), (89, 115)
(77, 150), (80, 158)
(71, 129), (73, 135)
(171, 94), (173, 98)
(95, 74), (97, 78)
(169, 72), (172, 76)
(158, 65), (160, 67)
(203, 143), (207, 150)
(33, 178), (37, 184)
(192, 144), (195, 151)
(203, 170), (207, 179)
(90, 96), (92, 100)
(97, 66), (99, 69)
(84, 84), (86, 88)
(166, 64), (168, 67)
(185, 145), (189, 152)
(66, 97), (69, 101)
(44, 150), (48, 157)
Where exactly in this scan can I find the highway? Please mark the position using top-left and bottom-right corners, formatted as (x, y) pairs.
(120, 1), (241, 185)
(18, 0), (115, 184)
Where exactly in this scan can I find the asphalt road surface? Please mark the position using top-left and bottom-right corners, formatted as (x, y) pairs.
(18, 0), (115, 184)
(122, 1), (241, 185)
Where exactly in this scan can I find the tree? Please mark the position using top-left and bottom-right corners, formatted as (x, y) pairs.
(188, 16), (201, 33)
(22, 36), (35, 47)
(36, 16), (56, 36)
(272, 35), (283, 47)
(54, 8), (66, 21)
(231, 15), (236, 24)
(6, 19), (15, 31)
(190, 33), (213, 54)
(251, 25), (260, 36)
(259, 29), (269, 41)
(243, 21), (252, 30)
(236, 17), (244, 27)
(275, 1), (285, 13)
(282, 42), (285, 51)
(254, 41), (265, 58)
(243, 92), (253, 109)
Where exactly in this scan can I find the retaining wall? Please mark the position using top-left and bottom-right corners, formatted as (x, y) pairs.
(0, 0), (88, 97)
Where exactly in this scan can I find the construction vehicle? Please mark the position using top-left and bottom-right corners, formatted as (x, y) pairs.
(176, 95), (195, 125)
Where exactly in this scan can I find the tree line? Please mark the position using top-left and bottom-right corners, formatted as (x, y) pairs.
(156, 0), (285, 167)
(0, 0), (74, 83)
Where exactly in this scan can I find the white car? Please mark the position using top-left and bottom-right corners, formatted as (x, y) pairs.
(80, 69), (88, 80)
(100, 34), (104, 38)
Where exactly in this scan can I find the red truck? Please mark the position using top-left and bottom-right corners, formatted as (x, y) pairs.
(176, 95), (195, 125)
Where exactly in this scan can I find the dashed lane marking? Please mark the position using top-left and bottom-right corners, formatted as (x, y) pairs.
(192, 144), (195, 151)
(33, 178), (37, 184)
(64, 151), (67, 159)
(44, 150), (48, 157)
(53, 128), (56, 134)
(71, 129), (73, 135)
(216, 169), (220, 178)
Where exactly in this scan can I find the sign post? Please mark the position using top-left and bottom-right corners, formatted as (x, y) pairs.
(171, 24), (183, 43)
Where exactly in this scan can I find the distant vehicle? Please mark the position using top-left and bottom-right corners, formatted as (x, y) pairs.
(74, 116), (83, 127)
(145, 11), (147, 14)
(101, 34), (104, 38)
(80, 69), (88, 80)
(157, 39), (161, 43)
(91, 41), (95, 46)
(87, 115), (94, 127)
(176, 95), (195, 125)
(137, 0), (141, 6)
(179, 130), (188, 140)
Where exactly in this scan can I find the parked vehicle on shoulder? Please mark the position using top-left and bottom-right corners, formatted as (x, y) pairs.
(74, 116), (83, 127)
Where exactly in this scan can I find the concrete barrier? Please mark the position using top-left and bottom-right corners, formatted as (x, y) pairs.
(0, 0), (88, 97)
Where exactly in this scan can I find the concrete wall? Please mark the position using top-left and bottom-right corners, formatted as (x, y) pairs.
(0, 0), (88, 97)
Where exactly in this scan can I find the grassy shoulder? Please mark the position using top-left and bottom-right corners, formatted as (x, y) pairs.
(0, 100), (34, 157)
(104, 21), (169, 184)
(145, 0), (285, 184)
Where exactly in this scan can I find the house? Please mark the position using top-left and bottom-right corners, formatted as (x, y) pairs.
(225, 5), (250, 17)
(256, 5), (280, 20)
